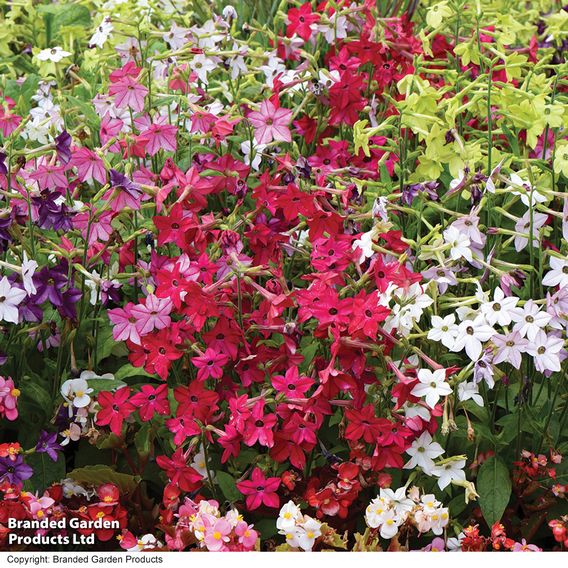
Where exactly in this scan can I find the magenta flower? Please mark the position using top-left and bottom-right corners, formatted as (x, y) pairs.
(108, 302), (142, 345)
(192, 348), (229, 381)
(71, 147), (107, 184)
(143, 120), (178, 156)
(108, 76), (148, 112)
(130, 294), (173, 337)
(236, 467), (281, 511)
(248, 99), (292, 145)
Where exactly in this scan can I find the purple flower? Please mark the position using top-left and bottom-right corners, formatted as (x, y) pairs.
(55, 131), (72, 164)
(0, 152), (7, 175)
(0, 455), (33, 485)
(107, 169), (143, 210)
(33, 265), (68, 306)
(35, 431), (62, 462)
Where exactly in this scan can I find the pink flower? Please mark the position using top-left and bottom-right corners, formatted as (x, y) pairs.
(74, 209), (114, 245)
(109, 76), (148, 113)
(236, 467), (281, 511)
(0, 376), (20, 421)
(248, 99), (292, 145)
(130, 295), (173, 336)
(243, 401), (277, 448)
(235, 521), (258, 549)
(143, 119), (177, 156)
(192, 348), (229, 381)
(203, 518), (232, 551)
(108, 302), (142, 345)
(71, 147), (107, 184)
(271, 366), (314, 398)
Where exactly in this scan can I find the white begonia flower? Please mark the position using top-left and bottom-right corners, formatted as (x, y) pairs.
(297, 518), (322, 551)
(277, 501), (301, 531)
(404, 431), (445, 474)
(411, 368), (452, 409)
(428, 314), (458, 349)
(379, 487), (415, 516)
(431, 459), (467, 490)
(60, 378), (93, 409)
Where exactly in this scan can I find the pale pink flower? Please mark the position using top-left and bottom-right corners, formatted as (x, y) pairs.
(109, 76), (148, 113)
(203, 519), (232, 551)
(248, 99), (292, 145)
(130, 294), (173, 336)
(108, 302), (142, 345)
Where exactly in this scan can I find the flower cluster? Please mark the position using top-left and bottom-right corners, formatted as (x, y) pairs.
(0, 0), (566, 554)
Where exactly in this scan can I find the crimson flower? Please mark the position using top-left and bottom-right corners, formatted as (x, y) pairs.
(236, 467), (280, 511)
(96, 387), (135, 436)
(192, 348), (229, 381)
(156, 448), (202, 492)
(130, 384), (170, 422)
(286, 2), (320, 41)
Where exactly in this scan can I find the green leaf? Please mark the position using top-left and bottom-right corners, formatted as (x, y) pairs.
(216, 470), (242, 502)
(477, 456), (512, 527)
(23, 452), (66, 493)
(87, 378), (127, 395)
(114, 364), (156, 381)
(68, 465), (140, 494)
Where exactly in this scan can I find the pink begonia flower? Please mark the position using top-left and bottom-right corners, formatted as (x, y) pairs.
(71, 147), (107, 184)
(108, 302), (142, 345)
(236, 467), (281, 511)
(203, 518), (232, 551)
(248, 99), (292, 145)
(0, 376), (20, 420)
(130, 294), (173, 336)
(108, 76), (148, 113)
(235, 521), (258, 549)
(142, 119), (178, 156)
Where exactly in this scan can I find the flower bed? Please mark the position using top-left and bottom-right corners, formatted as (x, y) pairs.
(0, 0), (567, 553)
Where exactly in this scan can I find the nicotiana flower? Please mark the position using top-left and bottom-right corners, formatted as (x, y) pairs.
(542, 256), (568, 288)
(443, 225), (473, 262)
(37, 47), (71, 62)
(458, 381), (484, 406)
(526, 330), (564, 374)
(404, 431), (445, 474)
(248, 99), (293, 145)
(0, 277), (26, 324)
(428, 314), (458, 348)
(512, 299), (551, 341)
(480, 287), (519, 327)
(492, 331), (529, 369)
(431, 459), (466, 490)
(451, 316), (495, 361)
(411, 368), (452, 409)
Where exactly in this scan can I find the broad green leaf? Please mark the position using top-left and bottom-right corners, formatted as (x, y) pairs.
(477, 456), (512, 526)
(216, 470), (242, 502)
(23, 452), (65, 493)
(68, 465), (140, 494)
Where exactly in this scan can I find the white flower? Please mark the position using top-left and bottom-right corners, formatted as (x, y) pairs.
(365, 496), (388, 528)
(379, 487), (414, 516)
(297, 518), (321, 551)
(512, 299), (551, 341)
(404, 431), (445, 474)
(353, 231), (375, 263)
(163, 22), (189, 50)
(542, 256), (568, 288)
(21, 252), (38, 296)
(428, 314), (458, 349)
(452, 316), (495, 361)
(443, 225), (473, 262)
(431, 459), (466, 490)
(191, 54), (217, 84)
(411, 368), (452, 409)
(37, 47), (71, 63)
(60, 378), (93, 409)
(492, 331), (528, 369)
(379, 510), (401, 539)
(240, 140), (266, 171)
(526, 330), (563, 374)
(428, 507), (450, 535)
(480, 287), (519, 327)
(458, 381), (484, 407)
(277, 501), (301, 531)
(190, 446), (208, 478)
(508, 173), (546, 207)
(281, 527), (301, 548)
(89, 18), (114, 48)
(514, 210), (548, 252)
(0, 277), (26, 324)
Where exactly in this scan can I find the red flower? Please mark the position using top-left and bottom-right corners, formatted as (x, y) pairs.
(96, 387), (135, 436)
(344, 404), (383, 444)
(156, 448), (202, 492)
(286, 2), (320, 41)
(243, 401), (277, 448)
(192, 348), (229, 381)
(130, 384), (170, 421)
(236, 467), (280, 510)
